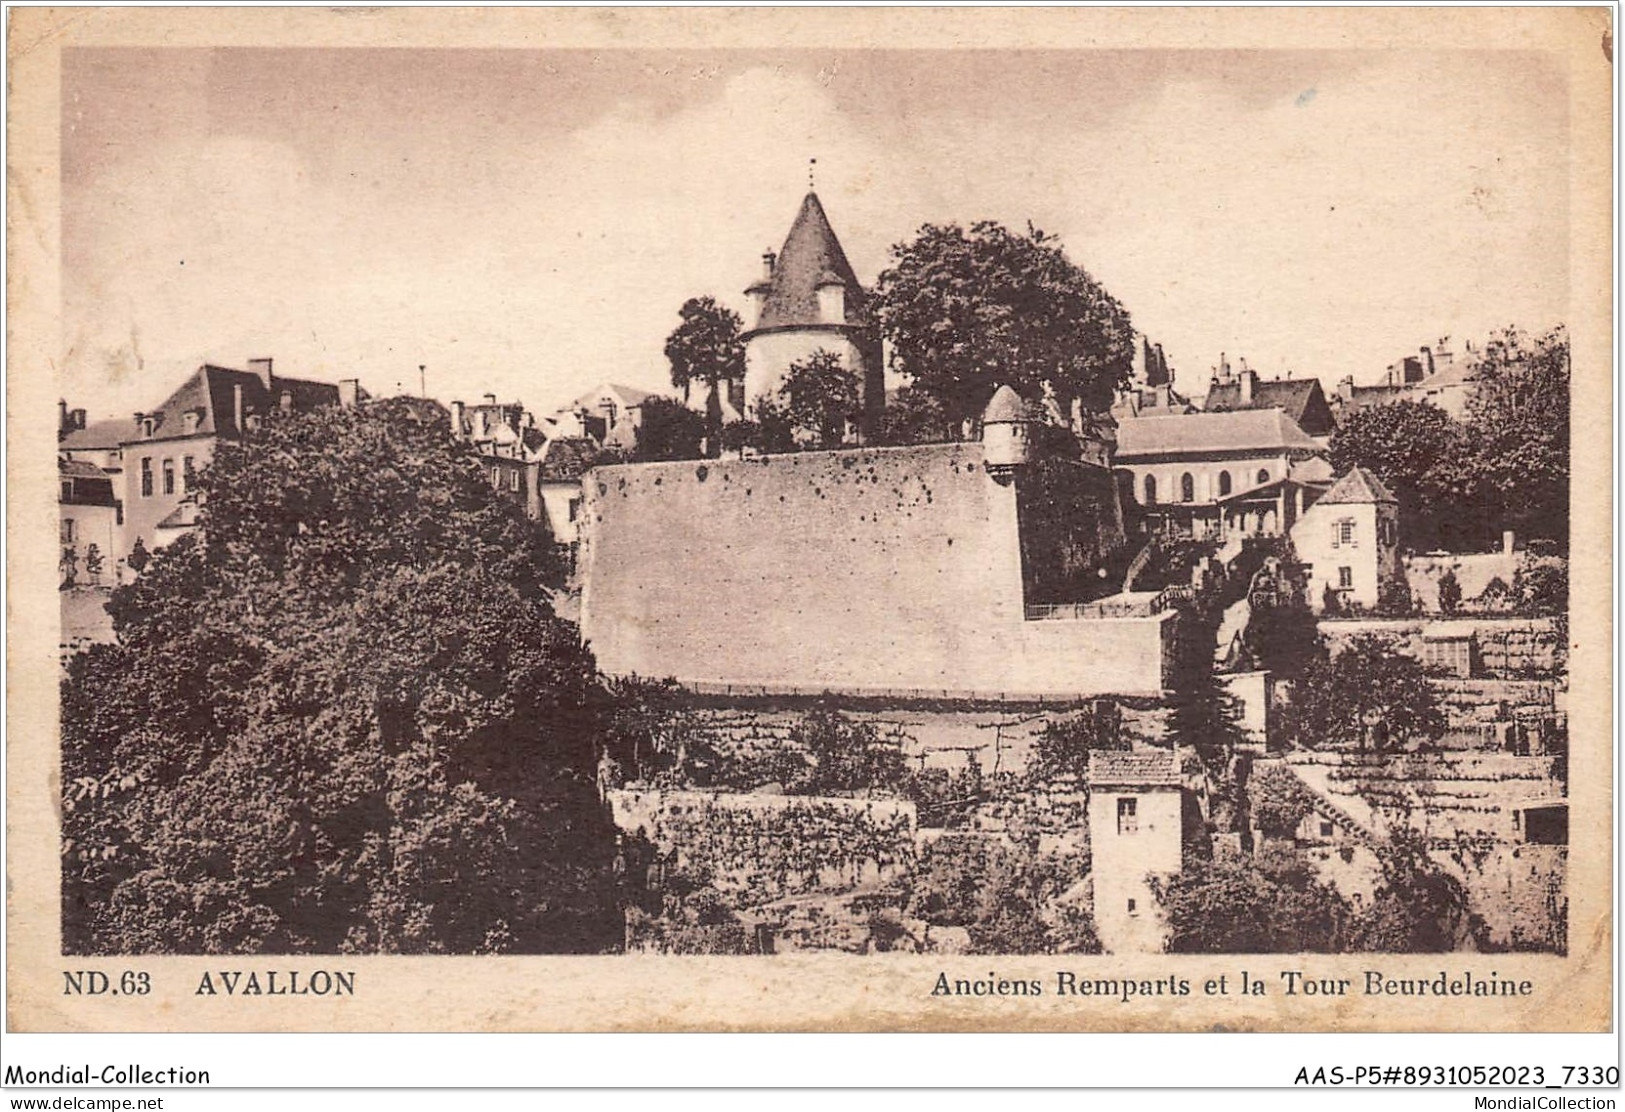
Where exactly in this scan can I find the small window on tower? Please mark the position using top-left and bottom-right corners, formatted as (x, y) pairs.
(1127, 898), (1137, 915)
(1117, 796), (1138, 835)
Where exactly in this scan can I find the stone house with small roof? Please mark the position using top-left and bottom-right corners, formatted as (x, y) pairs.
(1289, 466), (1401, 612)
(1088, 747), (1183, 954)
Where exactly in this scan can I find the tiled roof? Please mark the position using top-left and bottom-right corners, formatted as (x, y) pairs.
(59, 418), (129, 452)
(1204, 377), (1334, 436)
(1335, 383), (1410, 412)
(1317, 465), (1398, 505)
(59, 458), (109, 480)
(1089, 748), (1181, 787)
(538, 437), (600, 482)
(1288, 456), (1335, 484)
(749, 192), (868, 332)
(1114, 408), (1322, 459)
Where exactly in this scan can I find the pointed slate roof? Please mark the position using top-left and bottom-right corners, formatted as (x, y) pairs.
(1317, 465), (1397, 505)
(750, 192), (868, 332)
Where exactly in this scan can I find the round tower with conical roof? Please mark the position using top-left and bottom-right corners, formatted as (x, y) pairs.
(741, 191), (883, 440)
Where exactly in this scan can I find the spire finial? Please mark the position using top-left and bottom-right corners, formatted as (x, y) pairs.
(808, 157), (817, 192)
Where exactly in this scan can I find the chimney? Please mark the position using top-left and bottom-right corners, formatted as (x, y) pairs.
(232, 384), (244, 435)
(247, 357), (274, 391)
(483, 393), (498, 408)
(762, 250), (776, 281)
(450, 400), (465, 439)
(338, 379), (359, 409)
(72, 408), (87, 430)
(1239, 367), (1257, 405)
(58, 400), (68, 433)
(1338, 375), (1355, 401)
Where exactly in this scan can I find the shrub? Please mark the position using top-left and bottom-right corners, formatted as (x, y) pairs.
(1436, 569), (1461, 614)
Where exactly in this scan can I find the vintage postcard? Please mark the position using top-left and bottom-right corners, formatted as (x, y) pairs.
(6, 6), (1613, 1037)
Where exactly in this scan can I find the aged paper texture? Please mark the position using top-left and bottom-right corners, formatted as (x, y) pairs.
(7, 6), (1613, 1034)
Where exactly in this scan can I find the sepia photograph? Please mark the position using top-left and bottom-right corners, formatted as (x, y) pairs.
(6, 6), (1612, 1053)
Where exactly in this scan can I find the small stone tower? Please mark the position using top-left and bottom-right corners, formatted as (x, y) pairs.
(981, 384), (1036, 480)
(1088, 748), (1184, 954)
(741, 191), (883, 438)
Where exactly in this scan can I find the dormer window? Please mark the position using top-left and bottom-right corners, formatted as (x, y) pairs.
(183, 410), (200, 434)
(142, 417), (155, 439)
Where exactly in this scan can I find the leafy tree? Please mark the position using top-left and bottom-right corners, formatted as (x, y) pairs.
(905, 836), (1096, 954)
(1436, 569), (1462, 614)
(1158, 845), (1352, 953)
(1464, 325), (1569, 545)
(1248, 765), (1318, 839)
(630, 396), (707, 463)
(1349, 829), (1469, 952)
(62, 398), (621, 955)
(790, 704), (907, 794)
(730, 395), (798, 456)
(60, 545), (78, 589)
(872, 220), (1135, 428)
(1514, 561), (1567, 617)
(1329, 399), (1473, 550)
(602, 677), (728, 787)
(663, 296), (746, 454)
(876, 384), (955, 446)
(125, 536), (150, 574)
(1294, 635), (1445, 752)
(1028, 702), (1127, 783)
(781, 349), (861, 449)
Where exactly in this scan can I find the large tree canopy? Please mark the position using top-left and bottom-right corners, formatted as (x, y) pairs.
(663, 296), (746, 456)
(781, 349), (862, 449)
(1465, 325), (1570, 544)
(1330, 325), (1570, 549)
(663, 296), (746, 393)
(872, 221), (1135, 428)
(1328, 399), (1474, 550)
(1293, 634), (1446, 753)
(63, 398), (622, 955)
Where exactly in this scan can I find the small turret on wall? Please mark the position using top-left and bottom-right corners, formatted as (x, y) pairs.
(981, 384), (1035, 481)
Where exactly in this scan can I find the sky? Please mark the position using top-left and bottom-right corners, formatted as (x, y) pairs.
(60, 47), (1571, 421)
